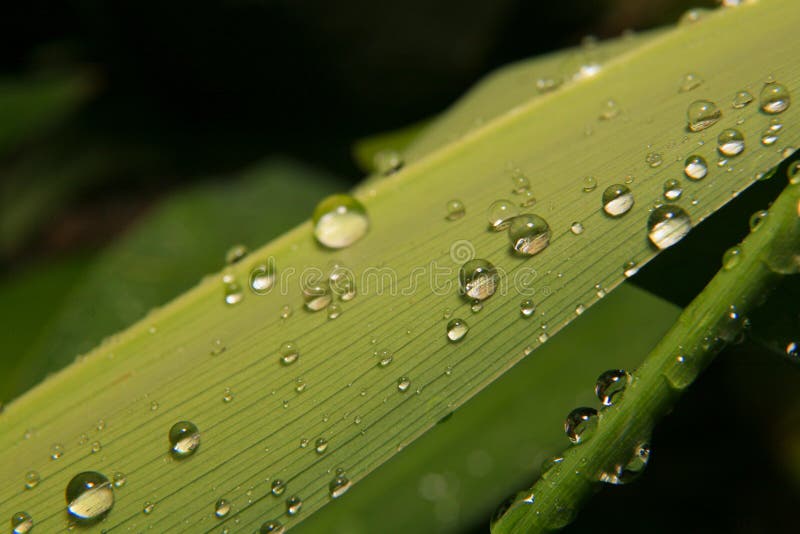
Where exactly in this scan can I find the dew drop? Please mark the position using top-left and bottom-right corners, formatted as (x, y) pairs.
(374, 149), (403, 175)
(66, 471), (114, 522)
(680, 8), (709, 24)
(732, 90), (754, 109)
(575, 304), (586, 315)
(112, 471), (126, 488)
(142, 501), (155, 515)
(215, 499), (231, 518)
(302, 279), (332, 311)
(687, 100), (721, 132)
(271, 479), (286, 496)
(520, 299), (536, 317)
(91, 440), (102, 453)
(598, 99), (620, 120)
(789, 161), (800, 185)
(397, 376), (411, 392)
(647, 205), (691, 250)
(570, 221), (585, 235)
(376, 349), (393, 367)
(717, 128), (745, 156)
(327, 303), (342, 320)
(508, 214), (551, 256)
(487, 200), (518, 231)
(24, 471), (39, 490)
(280, 305), (292, 320)
(595, 369), (632, 406)
(749, 209), (768, 231)
(315, 438), (329, 454)
(223, 275), (244, 306)
(250, 262), (276, 293)
(445, 199), (466, 221)
(645, 152), (663, 168)
(662, 179), (683, 201)
(582, 176), (597, 193)
(536, 77), (562, 93)
(678, 72), (703, 93)
(446, 319), (469, 342)
(11, 512), (33, 534)
(760, 81), (791, 114)
(329, 475), (352, 498)
(50, 442), (64, 460)
(222, 388), (234, 403)
(225, 244), (248, 265)
(599, 441), (651, 485)
(286, 495), (303, 516)
(761, 127), (780, 146)
(518, 189), (537, 207)
(312, 194), (369, 249)
(510, 171), (531, 193)
(601, 184), (634, 217)
(260, 520), (286, 534)
(565, 407), (598, 444)
(169, 421), (201, 458)
(722, 246), (742, 270)
(787, 342), (798, 359)
(279, 341), (299, 366)
(150, 400), (160, 411)
(459, 259), (499, 301)
(470, 300), (483, 313)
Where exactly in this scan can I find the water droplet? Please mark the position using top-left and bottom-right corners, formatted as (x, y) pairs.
(662, 179), (683, 201)
(312, 194), (369, 249)
(761, 126), (780, 146)
(470, 300), (483, 313)
(538, 332), (549, 343)
(518, 189), (537, 207)
(510, 171), (530, 193)
(280, 341), (299, 366)
(564, 407), (598, 444)
(142, 501), (155, 515)
(24, 470), (39, 490)
(250, 262), (276, 293)
(679, 72), (703, 92)
(732, 90), (754, 109)
(445, 199), (466, 221)
(91, 440), (102, 453)
(459, 259), (499, 301)
(150, 400), (159, 411)
(582, 176), (597, 193)
(329, 475), (352, 498)
(787, 161), (800, 184)
(687, 100), (721, 132)
(647, 205), (691, 250)
(446, 318), (469, 342)
(260, 520), (286, 534)
(760, 81), (791, 114)
(601, 184), (634, 217)
(271, 479), (286, 496)
(374, 149), (403, 175)
(570, 221), (584, 235)
(376, 349), (393, 367)
(680, 8), (709, 24)
(599, 441), (651, 485)
(508, 214), (551, 256)
(749, 209), (768, 231)
(280, 305), (292, 319)
(11, 512), (33, 534)
(717, 128), (745, 156)
(397, 376), (411, 392)
(51, 442), (64, 460)
(595, 370), (632, 406)
(169, 421), (201, 458)
(223, 275), (244, 306)
(786, 342), (798, 359)
(722, 246), (742, 270)
(66, 471), (114, 522)
(112, 471), (126, 488)
(302, 279), (332, 311)
(520, 299), (536, 317)
(222, 388), (234, 403)
(575, 304), (586, 315)
(536, 77), (562, 93)
(487, 200), (518, 231)
(598, 99), (620, 120)
(225, 244), (248, 265)
(286, 495), (303, 516)
(211, 498), (231, 518)
(314, 438), (329, 454)
(645, 152), (663, 168)
(327, 303), (342, 320)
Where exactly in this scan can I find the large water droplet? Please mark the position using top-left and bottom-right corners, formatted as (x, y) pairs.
(260, 520), (286, 534)
(508, 214), (551, 256)
(446, 318), (469, 342)
(599, 441), (651, 485)
(760, 81), (791, 114)
(445, 199), (466, 221)
(488, 200), (518, 231)
(215, 498), (231, 518)
(601, 184), (634, 217)
(312, 194), (369, 249)
(647, 205), (691, 250)
(302, 279), (332, 311)
(595, 369), (632, 406)
(565, 407), (598, 444)
(459, 259), (499, 301)
(66, 471), (114, 522)
(169, 421), (200, 458)
(329, 475), (352, 498)
(683, 155), (708, 180)
(11, 512), (33, 534)
(717, 128), (745, 156)
(286, 495), (303, 515)
(687, 100), (721, 132)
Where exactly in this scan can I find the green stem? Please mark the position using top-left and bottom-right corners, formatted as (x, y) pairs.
(492, 161), (800, 533)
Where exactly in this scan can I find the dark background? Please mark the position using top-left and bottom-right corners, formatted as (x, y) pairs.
(3, 1), (799, 532)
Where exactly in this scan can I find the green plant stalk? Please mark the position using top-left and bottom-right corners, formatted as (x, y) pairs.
(493, 165), (800, 533)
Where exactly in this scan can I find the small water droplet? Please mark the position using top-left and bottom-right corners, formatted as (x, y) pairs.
(222, 387), (234, 403)
(684, 155), (708, 181)
(294, 378), (307, 393)
(302, 279), (332, 311)
(271, 479), (286, 496)
(225, 244), (248, 265)
(648, 205), (691, 250)
(565, 407), (598, 444)
(749, 209), (768, 231)
(510, 171), (531, 193)
(788, 161), (800, 184)
(687, 100), (721, 132)
(150, 400), (159, 411)
(250, 262), (276, 293)
(66, 471), (114, 522)
(518, 189), (537, 207)
(582, 176), (597, 193)
(374, 150), (403, 175)
(599, 441), (651, 485)
(51, 442), (64, 460)
(570, 221), (584, 235)
(376, 349), (393, 367)
(397, 376), (411, 392)
(520, 299), (536, 317)
(508, 214), (551, 255)
(602, 184), (634, 217)
(215, 498), (231, 518)
(470, 299), (483, 313)
(760, 81), (791, 114)
(761, 127), (780, 146)
(142, 501), (155, 515)
(446, 318), (469, 342)
(279, 341), (299, 366)
(169, 421), (201, 458)
(595, 370), (632, 406)
(90, 440), (102, 453)
(327, 303), (342, 320)
(112, 471), (126, 488)
(329, 475), (352, 498)
(575, 304), (586, 315)
(315, 438), (328, 454)
(279, 305), (293, 320)
(286, 495), (303, 516)
(662, 179), (683, 201)
(24, 470), (39, 490)
(538, 332), (549, 343)
(722, 246), (742, 270)
(535, 77), (562, 93)
(210, 338), (226, 356)
(488, 200), (519, 231)
(312, 194), (369, 249)
(732, 90), (754, 109)
(678, 72), (703, 92)
(459, 259), (499, 301)
(260, 520), (286, 534)
(680, 7), (709, 24)
(717, 128), (745, 156)
(223, 275), (244, 306)
(645, 152), (663, 168)
(598, 99), (620, 120)
(445, 199), (466, 221)
(11, 511), (33, 534)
